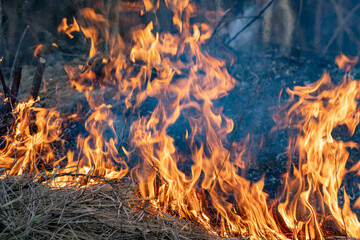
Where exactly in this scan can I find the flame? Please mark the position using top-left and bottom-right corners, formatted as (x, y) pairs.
(58, 17), (80, 39)
(275, 57), (360, 238)
(52, 104), (128, 187)
(142, 0), (160, 15)
(335, 53), (358, 71)
(164, 0), (189, 32)
(0, 99), (63, 177)
(2, 0), (360, 239)
(125, 2), (283, 237)
(33, 44), (43, 57)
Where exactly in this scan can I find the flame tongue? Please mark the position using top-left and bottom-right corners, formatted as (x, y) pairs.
(0, 100), (62, 176)
(127, 2), (284, 238)
(276, 54), (360, 238)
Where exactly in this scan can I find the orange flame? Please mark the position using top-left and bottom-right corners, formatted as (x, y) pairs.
(2, 0), (360, 239)
(335, 52), (358, 71)
(57, 17), (80, 39)
(275, 55), (360, 238)
(33, 44), (43, 57)
(0, 99), (63, 177)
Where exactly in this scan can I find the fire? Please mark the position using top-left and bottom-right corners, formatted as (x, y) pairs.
(52, 104), (128, 187)
(33, 44), (43, 57)
(335, 53), (358, 71)
(0, 99), (63, 177)
(2, 1), (360, 239)
(57, 17), (80, 39)
(275, 53), (360, 238)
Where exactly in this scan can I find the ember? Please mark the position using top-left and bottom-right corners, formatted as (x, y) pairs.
(1, 0), (360, 239)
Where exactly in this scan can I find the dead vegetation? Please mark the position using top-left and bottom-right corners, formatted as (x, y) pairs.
(1, 174), (360, 240)
(0, 174), (220, 240)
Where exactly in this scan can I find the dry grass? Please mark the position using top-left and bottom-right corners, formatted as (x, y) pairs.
(0, 174), (219, 240)
(1, 173), (357, 240)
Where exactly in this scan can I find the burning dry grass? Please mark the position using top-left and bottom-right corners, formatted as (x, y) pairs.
(0, 174), (218, 240)
(2, 0), (360, 238)
(1, 175), (360, 240)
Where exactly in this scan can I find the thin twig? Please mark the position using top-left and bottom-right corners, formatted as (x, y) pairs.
(226, 0), (274, 45)
(0, 65), (8, 96)
(206, 0), (241, 46)
(9, 25), (30, 86)
(7, 67), (21, 110)
(322, 3), (360, 55)
(330, 0), (357, 45)
(29, 57), (46, 101)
